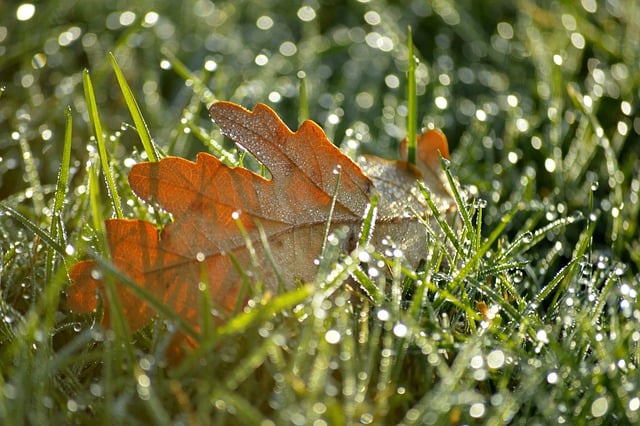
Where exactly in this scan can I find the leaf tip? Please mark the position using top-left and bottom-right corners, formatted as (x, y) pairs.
(401, 129), (449, 164)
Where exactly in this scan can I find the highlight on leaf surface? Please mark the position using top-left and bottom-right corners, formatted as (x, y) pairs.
(66, 101), (454, 358)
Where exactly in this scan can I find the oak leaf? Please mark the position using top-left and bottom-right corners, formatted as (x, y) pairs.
(67, 102), (453, 353)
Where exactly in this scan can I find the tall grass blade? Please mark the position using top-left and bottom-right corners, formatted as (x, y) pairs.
(109, 53), (159, 162)
(45, 107), (73, 282)
(82, 69), (123, 218)
(406, 26), (417, 165)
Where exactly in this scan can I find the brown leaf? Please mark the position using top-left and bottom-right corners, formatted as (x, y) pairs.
(67, 102), (453, 356)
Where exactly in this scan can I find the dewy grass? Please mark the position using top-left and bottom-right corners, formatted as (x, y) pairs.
(1, 0), (640, 424)
(110, 53), (159, 163)
(405, 26), (417, 166)
(82, 70), (123, 219)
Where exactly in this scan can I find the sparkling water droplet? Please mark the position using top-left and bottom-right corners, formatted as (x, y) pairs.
(536, 329), (549, 344)
(358, 251), (371, 263)
(570, 211), (584, 221)
(487, 350), (505, 369)
(613, 264), (626, 276)
(325, 329), (341, 344)
(474, 198), (488, 209)
(596, 256), (608, 269)
(590, 181), (599, 191)
(376, 309), (390, 321)
(393, 323), (408, 337)
(521, 232), (533, 243)
(512, 270), (524, 283)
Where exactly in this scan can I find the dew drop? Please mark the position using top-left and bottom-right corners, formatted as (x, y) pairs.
(512, 269), (524, 283)
(31, 53), (46, 69)
(393, 323), (408, 337)
(487, 350), (505, 369)
(536, 329), (549, 344)
(359, 413), (374, 425)
(376, 309), (390, 321)
(613, 264), (626, 276)
(469, 402), (485, 418)
(325, 329), (341, 344)
(90, 383), (103, 397)
(570, 211), (584, 221)
(358, 251), (371, 263)
(474, 198), (488, 209)
(596, 256), (608, 269)
(521, 232), (533, 243)
(470, 354), (484, 369)
(591, 396), (608, 418)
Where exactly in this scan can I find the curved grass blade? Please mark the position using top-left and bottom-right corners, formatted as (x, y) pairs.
(109, 52), (159, 162)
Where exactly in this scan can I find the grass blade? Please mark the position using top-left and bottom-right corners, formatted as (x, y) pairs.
(109, 52), (159, 162)
(406, 26), (417, 165)
(298, 71), (309, 123)
(45, 107), (73, 282)
(83, 69), (123, 218)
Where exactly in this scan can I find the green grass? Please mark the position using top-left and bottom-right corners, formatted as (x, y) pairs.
(1, 0), (640, 424)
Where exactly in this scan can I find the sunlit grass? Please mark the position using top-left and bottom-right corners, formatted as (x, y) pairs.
(1, 0), (640, 424)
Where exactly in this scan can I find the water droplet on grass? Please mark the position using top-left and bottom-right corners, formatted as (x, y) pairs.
(512, 270), (524, 283)
(325, 329), (341, 344)
(393, 323), (407, 337)
(591, 396), (609, 417)
(376, 309), (389, 321)
(469, 402), (486, 418)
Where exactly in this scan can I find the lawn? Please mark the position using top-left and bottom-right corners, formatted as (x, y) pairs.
(1, 0), (639, 424)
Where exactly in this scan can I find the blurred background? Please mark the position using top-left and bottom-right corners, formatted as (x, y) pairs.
(1, 0), (638, 267)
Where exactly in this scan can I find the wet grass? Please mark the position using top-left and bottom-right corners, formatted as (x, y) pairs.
(1, 0), (640, 424)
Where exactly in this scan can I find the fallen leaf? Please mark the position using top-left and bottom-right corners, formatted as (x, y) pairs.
(67, 102), (454, 355)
